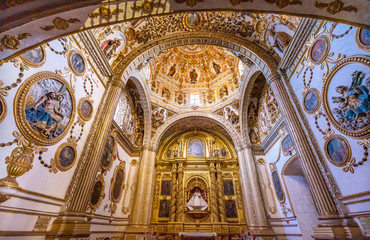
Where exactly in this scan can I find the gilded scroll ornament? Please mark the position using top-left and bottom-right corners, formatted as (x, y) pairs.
(40, 17), (80, 31)
(175, 0), (203, 7)
(229, 0), (252, 6)
(0, 33), (31, 51)
(88, 6), (123, 19)
(88, 173), (106, 214)
(14, 71), (76, 146)
(131, 0), (164, 13)
(265, 0), (302, 9)
(0, 94), (7, 123)
(314, 0), (357, 15)
(109, 161), (126, 215)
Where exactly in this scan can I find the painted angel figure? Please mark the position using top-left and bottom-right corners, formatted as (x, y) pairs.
(187, 189), (208, 211)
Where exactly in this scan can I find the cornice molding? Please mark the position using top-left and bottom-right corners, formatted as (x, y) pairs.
(279, 18), (321, 76)
(77, 30), (114, 77)
(260, 117), (285, 153)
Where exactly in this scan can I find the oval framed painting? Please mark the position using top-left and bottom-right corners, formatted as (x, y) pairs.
(20, 45), (46, 68)
(281, 134), (294, 155)
(100, 134), (117, 171)
(68, 49), (86, 76)
(166, 149), (171, 158)
(271, 170), (285, 203)
(89, 173), (105, 212)
(324, 134), (351, 167)
(77, 97), (94, 121)
(356, 28), (370, 51)
(221, 148), (227, 157)
(0, 95), (7, 124)
(110, 161), (126, 203)
(309, 35), (330, 65)
(14, 71), (76, 146)
(55, 142), (77, 171)
(322, 55), (370, 139)
(183, 12), (203, 31)
(302, 88), (321, 114)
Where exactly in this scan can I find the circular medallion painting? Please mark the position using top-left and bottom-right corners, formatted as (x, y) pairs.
(14, 72), (76, 146)
(78, 98), (93, 121)
(20, 46), (46, 68)
(68, 50), (86, 76)
(183, 13), (202, 31)
(310, 36), (329, 64)
(303, 88), (321, 114)
(55, 143), (77, 171)
(356, 28), (370, 51)
(112, 169), (125, 201)
(322, 56), (370, 138)
(324, 135), (351, 167)
(0, 95), (7, 124)
(100, 135), (116, 170)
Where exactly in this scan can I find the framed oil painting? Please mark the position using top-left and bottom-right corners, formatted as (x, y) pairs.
(309, 35), (329, 65)
(110, 161), (126, 202)
(221, 148), (227, 157)
(183, 12), (202, 31)
(225, 200), (238, 218)
(166, 149), (171, 158)
(20, 46), (46, 68)
(322, 56), (370, 139)
(100, 134), (117, 171)
(78, 97), (93, 121)
(324, 135), (351, 167)
(161, 180), (171, 196)
(188, 137), (204, 156)
(281, 134), (294, 155)
(14, 71), (76, 146)
(158, 200), (170, 218)
(89, 173), (105, 213)
(68, 49), (86, 76)
(55, 142), (77, 171)
(0, 95), (7, 124)
(356, 28), (370, 51)
(223, 180), (235, 196)
(303, 88), (321, 114)
(271, 170), (285, 203)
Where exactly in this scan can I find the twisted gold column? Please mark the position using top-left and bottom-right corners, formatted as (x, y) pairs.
(209, 162), (220, 222)
(216, 163), (226, 222)
(169, 163), (177, 222)
(175, 162), (184, 222)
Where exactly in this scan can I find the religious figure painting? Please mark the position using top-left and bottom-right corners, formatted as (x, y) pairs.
(101, 39), (121, 60)
(310, 37), (328, 64)
(91, 181), (103, 206)
(189, 69), (198, 84)
(272, 171), (285, 203)
(357, 28), (370, 50)
(303, 88), (320, 114)
(166, 149), (171, 158)
(185, 12), (201, 28)
(69, 51), (86, 76)
(223, 180), (235, 196)
(221, 148), (227, 157)
(100, 135), (115, 170)
(281, 134), (294, 155)
(158, 200), (170, 218)
(56, 144), (76, 171)
(224, 106), (239, 126)
(78, 98), (93, 121)
(225, 200), (238, 218)
(25, 78), (73, 139)
(161, 180), (171, 196)
(188, 137), (204, 156)
(325, 135), (350, 166)
(21, 46), (45, 67)
(112, 169), (124, 200)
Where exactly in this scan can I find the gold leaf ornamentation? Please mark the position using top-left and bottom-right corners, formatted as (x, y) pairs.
(175, 0), (203, 7)
(40, 17), (80, 31)
(88, 6), (123, 19)
(0, 33), (31, 51)
(314, 0), (357, 15)
(131, 0), (164, 13)
(265, 0), (302, 9)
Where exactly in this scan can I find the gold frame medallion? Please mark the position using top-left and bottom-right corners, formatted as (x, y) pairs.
(19, 45), (46, 68)
(67, 49), (87, 76)
(89, 173), (105, 213)
(355, 28), (370, 51)
(77, 97), (94, 121)
(322, 55), (370, 139)
(14, 71), (76, 146)
(324, 134), (352, 167)
(302, 88), (321, 114)
(182, 12), (204, 32)
(110, 161), (126, 203)
(309, 35), (330, 65)
(0, 94), (7, 124)
(54, 142), (77, 171)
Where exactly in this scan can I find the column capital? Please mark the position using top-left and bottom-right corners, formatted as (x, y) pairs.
(266, 73), (282, 85)
(111, 76), (125, 89)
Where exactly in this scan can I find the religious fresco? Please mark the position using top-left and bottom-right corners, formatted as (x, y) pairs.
(55, 143), (77, 171)
(160, 180), (171, 196)
(225, 200), (238, 218)
(20, 46), (46, 68)
(68, 50), (86, 76)
(188, 137), (204, 156)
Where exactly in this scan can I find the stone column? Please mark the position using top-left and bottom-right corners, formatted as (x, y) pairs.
(48, 77), (125, 238)
(209, 162), (220, 222)
(216, 163), (226, 223)
(175, 162), (184, 222)
(129, 147), (156, 230)
(169, 163), (177, 222)
(237, 147), (270, 230)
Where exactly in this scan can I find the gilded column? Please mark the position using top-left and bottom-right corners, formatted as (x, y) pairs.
(209, 162), (220, 222)
(175, 162), (184, 222)
(169, 163), (177, 222)
(267, 75), (339, 217)
(49, 77), (125, 236)
(216, 163), (226, 222)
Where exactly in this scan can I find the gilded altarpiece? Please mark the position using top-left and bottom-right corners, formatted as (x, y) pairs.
(151, 131), (246, 237)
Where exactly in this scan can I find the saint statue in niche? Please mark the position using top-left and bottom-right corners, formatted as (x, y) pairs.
(168, 64), (176, 77)
(187, 188), (208, 211)
(189, 69), (198, 84)
(224, 106), (239, 126)
(212, 61), (221, 74)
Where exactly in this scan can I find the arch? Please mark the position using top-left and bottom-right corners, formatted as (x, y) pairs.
(0, 2), (368, 60)
(150, 112), (244, 151)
